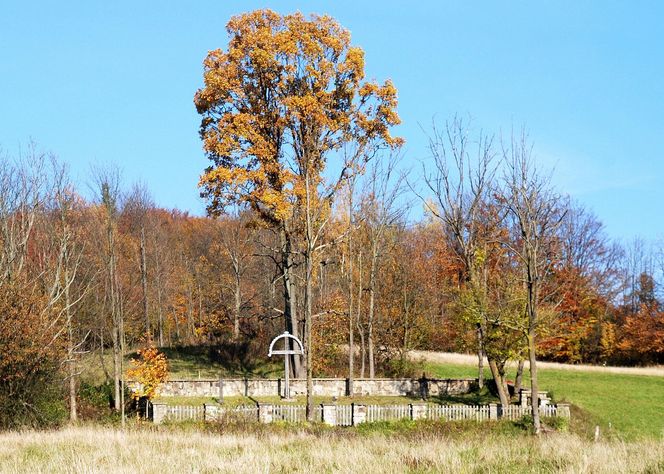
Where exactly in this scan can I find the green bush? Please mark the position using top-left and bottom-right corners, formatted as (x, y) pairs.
(543, 415), (570, 432)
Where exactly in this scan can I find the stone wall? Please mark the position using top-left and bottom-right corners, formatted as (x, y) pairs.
(129, 377), (477, 399)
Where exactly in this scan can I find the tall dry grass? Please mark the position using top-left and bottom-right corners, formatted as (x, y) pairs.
(0, 426), (662, 473)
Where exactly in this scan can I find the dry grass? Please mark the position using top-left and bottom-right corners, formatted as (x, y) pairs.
(1, 426), (663, 473)
(412, 350), (664, 377)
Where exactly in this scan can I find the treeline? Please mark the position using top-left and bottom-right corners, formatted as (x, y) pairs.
(1, 128), (662, 427)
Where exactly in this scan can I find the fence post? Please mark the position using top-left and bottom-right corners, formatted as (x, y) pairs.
(351, 403), (366, 426)
(205, 403), (222, 422)
(258, 404), (273, 423)
(152, 403), (167, 424)
(519, 389), (529, 407)
(410, 403), (427, 421)
(556, 403), (571, 418)
(321, 404), (337, 426)
(489, 403), (498, 420)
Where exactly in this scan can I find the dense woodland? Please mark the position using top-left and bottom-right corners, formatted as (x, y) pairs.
(1, 10), (663, 429)
(1, 134), (662, 426)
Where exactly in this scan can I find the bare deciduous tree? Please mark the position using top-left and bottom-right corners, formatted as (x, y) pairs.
(91, 165), (125, 425)
(500, 131), (565, 434)
(416, 117), (499, 393)
(360, 153), (408, 379)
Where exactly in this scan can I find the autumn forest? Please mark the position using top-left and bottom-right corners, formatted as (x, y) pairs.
(1, 10), (662, 431)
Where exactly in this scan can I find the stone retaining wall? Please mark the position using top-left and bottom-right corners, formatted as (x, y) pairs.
(129, 377), (477, 399)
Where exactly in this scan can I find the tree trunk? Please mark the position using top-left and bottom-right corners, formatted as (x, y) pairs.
(514, 359), (525, 397)
(157, 291), (164, 347)
(477, 325), (485, 389)
(304, 250), (314, 421)
(174, 309), (180, 342)
(119, 295), (126, 428)
(303, 172), (314, 422)
(68, 350), (77, 422)
(526, 254), (542, 434)
(187, 280), (194, 343)
(368, 247), (377, 379)
(281, 227), (302, 378)
(155, 258), (165, 347)
(487, 358), (510, 408)
(110, 250), (120, 411)
(65, 267), (77, 422)
(140, 227), (149, 336)
(112, 325), (120, 411)
(233, 272), (241, 340)
(347, 231), (354, 395)
(357, 251), (365, 378)
(528, 329), (541, 434)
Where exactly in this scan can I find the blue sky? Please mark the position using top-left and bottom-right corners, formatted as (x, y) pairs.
(1, 1), (662, 241)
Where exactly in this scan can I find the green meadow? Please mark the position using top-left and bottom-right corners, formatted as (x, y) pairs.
(425, 361), (664, 440)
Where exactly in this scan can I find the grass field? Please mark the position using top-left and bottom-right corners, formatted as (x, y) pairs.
(424, 359), (664, 440)
(1, 425), (663, 473)
(81, 347), (664, 440)
(79, 347), (281, 385)
(7, 350), (664, 472)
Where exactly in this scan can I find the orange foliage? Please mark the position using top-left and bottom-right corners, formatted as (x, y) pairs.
(195, 9), (402, 222)
(618, 303), (664, 364)
(127, 338), (169, 400)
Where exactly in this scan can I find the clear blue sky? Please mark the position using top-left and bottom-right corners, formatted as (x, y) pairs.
(1, 1), (663, 241)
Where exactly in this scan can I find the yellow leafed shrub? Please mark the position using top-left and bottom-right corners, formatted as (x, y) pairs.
(127, 339), (168, 400)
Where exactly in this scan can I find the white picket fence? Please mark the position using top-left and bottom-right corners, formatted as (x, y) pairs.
(162, 405), (205, 422)
(426, 404), (491, 421)
(218, 405), (259, 421)
(366, 404), (411, 422)
(153, 402), (570, 425)
(272, 404), (324, 423)
(498, 405), (562, 420)
(336, 405), (353, 426)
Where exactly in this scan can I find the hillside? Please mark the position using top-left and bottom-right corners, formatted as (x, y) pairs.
(419, 352), (664, 440)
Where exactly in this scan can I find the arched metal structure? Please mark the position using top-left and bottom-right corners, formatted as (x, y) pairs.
(268, 331), (304, 399)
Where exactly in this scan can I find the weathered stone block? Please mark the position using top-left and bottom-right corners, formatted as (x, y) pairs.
(321, 404), (337, 426)
(352, 403), (366, 425)
(410, 403), (428, 420)
(152, 403), (167, 424)
(258, 404), (273, 423)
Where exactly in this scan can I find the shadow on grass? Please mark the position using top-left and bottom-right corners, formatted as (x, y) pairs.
(158, 343), (281, 379)
(427, 384), (499, 405)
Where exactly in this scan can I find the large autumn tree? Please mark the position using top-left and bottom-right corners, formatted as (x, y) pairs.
(194, 9), (402, 419)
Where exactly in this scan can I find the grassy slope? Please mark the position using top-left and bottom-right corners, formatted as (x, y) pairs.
(425, 361), (664, 440)
(81, 348), (664, 439)
(159, 346), (281, 379)
(79, 347), (281, 386)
